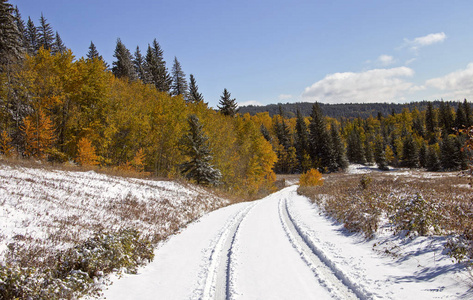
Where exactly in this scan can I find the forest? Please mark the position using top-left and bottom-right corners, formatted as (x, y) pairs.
(1, 0), (472, 196)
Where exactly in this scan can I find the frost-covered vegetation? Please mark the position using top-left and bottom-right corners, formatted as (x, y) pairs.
(298, 169), (473, 265)
(0, 162), (229, 298)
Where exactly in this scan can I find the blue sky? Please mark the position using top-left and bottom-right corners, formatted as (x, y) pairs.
(11, 0), (473, 107)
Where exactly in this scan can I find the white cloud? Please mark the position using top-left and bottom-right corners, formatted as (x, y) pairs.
(278, 94), (293, 100)
(377, 55), (395, 66)
(238, 100), (264, 107)
(425, 63), (473, 100)
(302, 67), (417, 103)
(404, 32), (446, 50)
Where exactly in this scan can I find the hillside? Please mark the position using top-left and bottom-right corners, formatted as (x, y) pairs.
(0, 162), (229, 298)
(239, 100), (465, 119)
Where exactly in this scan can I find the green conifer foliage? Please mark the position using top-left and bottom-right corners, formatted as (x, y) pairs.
(25, 17), (37, 55)
(0, 0), (22, 64)
(180, 115), (221, 185)
(52, 31), (66, 54)
(37, 13), (54, 50)
(308, 103), (333, 172)
(112, 38), (137, 81)
(330, 123), (348, 171)
(401, 134), (419, 168)
(133, 46), (147, 82)
(295, 109), (309, 171)
(374, 134), (389, 170)
(218, 88), (238, 117)
(187, 74), (204, 103)
(170, 57), (188, 97)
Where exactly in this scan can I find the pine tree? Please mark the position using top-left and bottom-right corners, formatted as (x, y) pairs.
(37, 13), (54, 50)
(133, 46), (147, 82)
(440, 133), (457, 170)
(170, 56), (188, 97)
(419, 141), (427, 168)
(439, 101), (454, 134)
(112, 38), (137, 81)
(260, 124), (271, 142)
(180, 114), (221, 185)
(25, 17), (37, 55)
(147, 39), (171, 92)
(308, 102), (333, 172)
(218, 88), (238, 117)
(188, 74), (204, 103)
(425, 101), (437, 142)
(347, 129), (366, 164)
(426, 145), (441, 171)
(52, 31), (66, 54)
(0, 0), (22, 64)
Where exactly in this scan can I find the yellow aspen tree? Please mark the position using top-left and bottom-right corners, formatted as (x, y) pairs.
(21, 108), (55, 158)
(0, 130), (14, 157)
(76, 137), (99, 166)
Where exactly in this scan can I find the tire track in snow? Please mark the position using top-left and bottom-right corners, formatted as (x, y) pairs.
(279, 197), (371, 300)
(201, 202), (257, 300)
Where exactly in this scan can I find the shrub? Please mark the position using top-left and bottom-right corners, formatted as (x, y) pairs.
(299, 168), (324, 187)
(0, 229), (154, 299)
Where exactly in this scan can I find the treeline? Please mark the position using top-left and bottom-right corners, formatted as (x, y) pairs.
(239, 100), (464, 119)
(0, 1), (276, 195)
(257, 100), (472, 173)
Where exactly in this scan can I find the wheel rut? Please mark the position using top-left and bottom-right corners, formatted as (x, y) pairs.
(278, 197), (370, 300)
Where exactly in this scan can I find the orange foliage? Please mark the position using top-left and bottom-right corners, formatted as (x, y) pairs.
(0, 130), (14, 157)
(21, 108), (55, 158)
(76, 137), (99, 166)
(299, 168), (324, 187)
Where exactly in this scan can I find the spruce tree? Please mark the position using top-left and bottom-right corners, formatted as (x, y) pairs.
(0, 0), (22, 64)
(425, 101), (437, 142)
(188, 74), (204, 103)
(25, 17), (37, 55)
(295, 109), (310, 171)
(112, 38), (137, 81)
(374, 134), (389, 170)
(439, 101), (454, 134)
(13, 5), (27, 52)
(145, 39), (171, 92)
(440, 133), (457, 170)
(52, 31), (66, 54)
(180, 114), (221, 185)
(463, 99), (472, 127)
(419, 141), (427, 168)
(330, 123), (348, 171)
(401, 134), (419, 168)
(37, 13), (54, 50)
(218, 88), (238, 117)
(260, 124), (271, 142)
(133, 46), (147, 82)
(347, 129), (366, 164)
(308, 102), (333, 172)
(87, 41), (101, 60)
(170, 56), (188, 97)
(426, 145), (441, 171)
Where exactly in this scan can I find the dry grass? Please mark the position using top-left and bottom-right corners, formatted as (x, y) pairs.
(298, 170), (473, 260)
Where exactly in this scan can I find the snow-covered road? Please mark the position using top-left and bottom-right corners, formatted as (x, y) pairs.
(102, 186), (469, 299)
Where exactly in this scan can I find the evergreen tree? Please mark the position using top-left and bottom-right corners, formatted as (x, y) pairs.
(87, 41), (101, 60)
(463, 99), (472, 128)
(454, 135), (469, 170)
(440, 134), (457, 170)
(37, 13), (54, 50)
(180, 114), (221, 185)
(419, 141), (427, 168)
(170, 56), (188, 97)
(218, 88), (238, 117)
(274, 118), (291, 151)
(145, 39), (171, 92)
(347, 129), (366, 164)
(425, 101), (437, 140)
(426, 145), (441, 171)
(133, 46), (147, 82)
(374, 134), (389, 170)
(52, 31), (66, 54)
(308, 103), (333, 172)
(330, 123), (348, 171)
(260, 124), (271, 142)
(401, 134), (419, 168)
(294, 109), (309, 170)
(0, 0), (22, 64)
(112, 38), (137, 81)
(13, 5), (27, 52)
(364, 138), (374, 165)
(25, 16), (37, 55)
(188, 74), (204, 103)
(439, 101), (454, 134)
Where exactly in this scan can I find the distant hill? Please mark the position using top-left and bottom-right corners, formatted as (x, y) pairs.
(238, 100), (464, 119)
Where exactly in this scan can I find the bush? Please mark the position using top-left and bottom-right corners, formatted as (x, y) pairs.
(0, 229), (154, 299)
(299, 168), (324, 187)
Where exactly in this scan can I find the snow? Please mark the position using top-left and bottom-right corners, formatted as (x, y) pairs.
(103, 185), (471, 299)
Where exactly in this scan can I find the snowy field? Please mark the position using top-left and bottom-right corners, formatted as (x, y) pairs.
(103, 184), (472, 299)
(0, 163), (228, 263)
